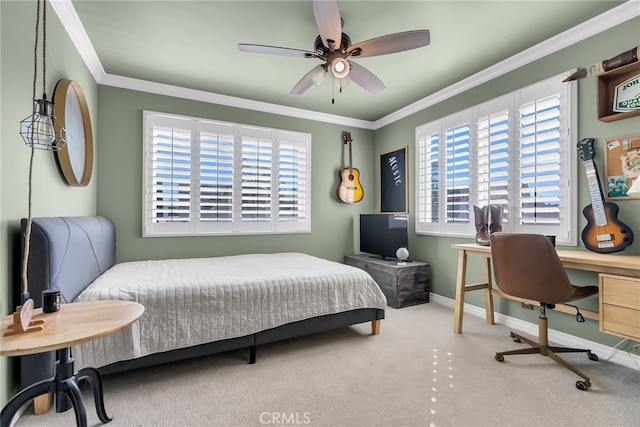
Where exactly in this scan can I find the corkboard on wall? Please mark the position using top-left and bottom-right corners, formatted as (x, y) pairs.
(604, 133), (640, 199)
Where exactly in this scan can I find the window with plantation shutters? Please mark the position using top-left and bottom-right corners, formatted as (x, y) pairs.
(143, 111), (311, 236)
(415, 73), (577, 244)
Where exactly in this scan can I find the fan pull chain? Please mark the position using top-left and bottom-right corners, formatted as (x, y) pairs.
(332, 73), (335, 104)
(331, 73), (342, 104)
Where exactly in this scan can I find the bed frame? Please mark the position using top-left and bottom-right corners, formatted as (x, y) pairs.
(21, 216), (384, 411)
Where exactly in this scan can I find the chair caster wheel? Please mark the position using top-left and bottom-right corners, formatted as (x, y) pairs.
(509, 333), (521, 343)
(495, 354), (504, 362)
(576, 380), (590, 391)
(587, 351), (598, 361)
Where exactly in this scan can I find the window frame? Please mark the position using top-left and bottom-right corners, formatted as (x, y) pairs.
(415, 73), (578, 245)
(143, 111), (311, 237)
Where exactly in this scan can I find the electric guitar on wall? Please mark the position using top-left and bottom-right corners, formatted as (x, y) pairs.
(577, 138), (634, 253)
(337, 131), (364, 203)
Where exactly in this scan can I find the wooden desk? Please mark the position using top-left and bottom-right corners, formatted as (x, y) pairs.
(452, 243), (640, 335)
(1, 300), (144, 427)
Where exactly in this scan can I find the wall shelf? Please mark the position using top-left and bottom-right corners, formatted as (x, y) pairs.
(597, 61), (640, 122)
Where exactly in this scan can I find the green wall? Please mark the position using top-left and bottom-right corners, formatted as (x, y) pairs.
(374, 17), (640, 348)
(1, 0), (98, 408)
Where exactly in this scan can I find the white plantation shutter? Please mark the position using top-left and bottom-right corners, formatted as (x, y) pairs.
(517, 94), (562, 226)
(199, 122), (235, 232)
(476, 107), (510, 222)
(151, 126), (192, 222)
(241, 129), (273, 227)
(444, 118), (471, 226)
(278, 133), (308, 229)
(415, 124), (440, 233)
(415, 73), (576, 243)
(144, 115), (193, 236)
(144, 112), (311, 236)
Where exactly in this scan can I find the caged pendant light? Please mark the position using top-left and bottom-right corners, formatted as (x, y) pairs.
(19, 0), (66, 151)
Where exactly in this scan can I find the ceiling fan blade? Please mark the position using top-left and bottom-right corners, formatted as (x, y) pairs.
(347, 61), (385, 94)
(239, 43), (322, 59)
(290, 65), (327, 95)
(313, 0), (342, 50)
(347, 30), (430, 58)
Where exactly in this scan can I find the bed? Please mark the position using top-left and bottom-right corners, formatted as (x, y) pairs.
(20, 216), (386, 398)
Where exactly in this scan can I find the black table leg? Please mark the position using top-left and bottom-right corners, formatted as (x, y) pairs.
(56, 348), (112, 425)
(59, 377), (87, 427)
(55, 348), (76, 414)
(0, 379), (53, 427)
(1, 348), (112, 427)
(76, 367), (112, 423)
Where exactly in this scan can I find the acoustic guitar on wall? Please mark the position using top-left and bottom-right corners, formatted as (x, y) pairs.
(337, 131), (364, 203)
(577, 137), (634, 253)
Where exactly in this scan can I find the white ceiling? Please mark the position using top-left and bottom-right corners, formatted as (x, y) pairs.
(58, 1), (635, 126)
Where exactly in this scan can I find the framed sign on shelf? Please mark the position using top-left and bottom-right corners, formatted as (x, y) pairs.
(604, 133), (640, 199)
(379, 146), (408, 213)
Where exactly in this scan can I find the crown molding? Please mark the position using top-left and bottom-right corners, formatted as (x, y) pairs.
(100, 74), (375, 129)
(51, 0), (639, 131)
(49, 0), (106, 81)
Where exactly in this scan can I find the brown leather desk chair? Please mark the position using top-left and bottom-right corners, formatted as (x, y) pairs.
(490, 233), (599, 390)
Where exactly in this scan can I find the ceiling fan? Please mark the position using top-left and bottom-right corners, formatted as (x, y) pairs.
(238, 0), (430, 96)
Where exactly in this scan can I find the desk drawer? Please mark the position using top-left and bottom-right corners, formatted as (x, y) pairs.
(601, 304), (640, 340)
(599, 274), (640, 340)
(600, 274), (640, 310)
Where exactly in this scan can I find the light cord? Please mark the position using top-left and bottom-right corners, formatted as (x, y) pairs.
(42, 0), (46, 93)
(21, 0), (44, 297)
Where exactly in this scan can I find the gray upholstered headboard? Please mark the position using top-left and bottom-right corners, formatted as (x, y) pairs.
(21, 216), (116, 306)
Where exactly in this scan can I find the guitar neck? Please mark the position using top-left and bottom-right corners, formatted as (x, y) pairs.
(583, 159), (608, 226)
(348, 142), (353, 174)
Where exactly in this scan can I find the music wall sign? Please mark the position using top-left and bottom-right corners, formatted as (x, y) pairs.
(380, 146), (408, 213)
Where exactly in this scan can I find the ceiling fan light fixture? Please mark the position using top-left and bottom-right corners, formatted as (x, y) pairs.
(239, 0), (430, 97)
(331, 57), (350, 79)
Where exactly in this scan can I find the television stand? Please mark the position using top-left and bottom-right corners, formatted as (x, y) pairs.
(368, 255), (392, 261)
(344, 254), (429, 308)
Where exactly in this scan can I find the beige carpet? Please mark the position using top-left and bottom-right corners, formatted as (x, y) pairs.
(15, 303), (640, 427)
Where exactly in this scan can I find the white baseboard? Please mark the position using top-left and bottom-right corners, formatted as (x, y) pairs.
(429, 293), (640, 371)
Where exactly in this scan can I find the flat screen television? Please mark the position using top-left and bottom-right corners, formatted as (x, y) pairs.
(359, 214), (409, 260)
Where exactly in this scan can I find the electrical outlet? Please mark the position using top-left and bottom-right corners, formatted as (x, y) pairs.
(521, 303), (534, 310)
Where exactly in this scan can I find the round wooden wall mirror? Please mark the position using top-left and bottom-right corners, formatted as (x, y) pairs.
(53, 79), (93, 187)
